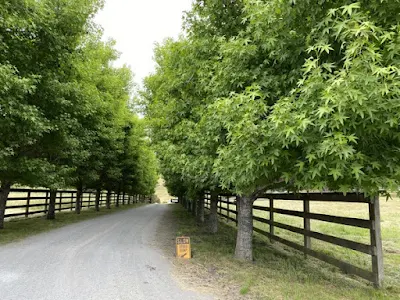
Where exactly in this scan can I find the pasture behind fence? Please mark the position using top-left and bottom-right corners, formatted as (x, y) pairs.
(4, 188), (148, 220)
(204, 192), (384, 287)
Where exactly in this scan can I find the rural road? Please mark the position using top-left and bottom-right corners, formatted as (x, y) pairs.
(0, 204), (212, 300)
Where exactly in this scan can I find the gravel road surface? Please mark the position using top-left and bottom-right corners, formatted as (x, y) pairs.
(0, 204), (212, 300)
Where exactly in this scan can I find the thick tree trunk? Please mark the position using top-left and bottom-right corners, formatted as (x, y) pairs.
(208, 191), (219, 234)
(0, 182), (12, 229)
(95, 188), (101, 211)
(75, 186), (82, 214)
(196, 194), (205, 223)
(235, 195), (255, 261)
(106, 190), (111, 209)
(47, 189), (57, 220)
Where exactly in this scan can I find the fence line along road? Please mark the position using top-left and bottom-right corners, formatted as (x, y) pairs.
(3, 188), (150, 220)
(204, 192), (384, 288)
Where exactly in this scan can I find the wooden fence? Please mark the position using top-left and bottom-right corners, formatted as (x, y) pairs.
(204, 192), (384, 287)
(4, 188), (147, 220)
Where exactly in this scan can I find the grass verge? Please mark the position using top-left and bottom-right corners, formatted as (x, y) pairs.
(0, 203), (146, 245)
(170, 205), (400, 300)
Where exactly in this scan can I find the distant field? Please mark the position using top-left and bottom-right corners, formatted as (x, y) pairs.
(154, 178), (172, 203)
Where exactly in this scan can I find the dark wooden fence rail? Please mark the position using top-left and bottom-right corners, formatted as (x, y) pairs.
(204, 192), (384, 287)
(4, 188), (147, 220)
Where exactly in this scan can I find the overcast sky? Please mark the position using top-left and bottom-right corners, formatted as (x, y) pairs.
(95, 0), (193, 86)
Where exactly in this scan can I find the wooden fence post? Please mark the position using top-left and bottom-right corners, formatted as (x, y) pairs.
(106, 190), (111, 209)
(45, 191), (49, 213)
(219, 195), (222, 215)
(122, 192), (126, 205)
(235, 195), (239, 226)
(76, 188), (82, 214)
(369, 196), (384, 288)
(303, 196), (311, 258)
(88, 192), (91, 208)
(59, 192), (63, 211)
(70, 192), (74, 211)
(95, 189), (100, 211)
(269, 197), (274, 243)
(25, 191), (31, 218)
(227, 196), (230, 221)
(82, 192), (85, 209)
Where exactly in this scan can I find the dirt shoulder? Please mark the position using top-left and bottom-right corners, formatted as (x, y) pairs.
(155, 204), (254, 300)
(155, 203), (400, 300)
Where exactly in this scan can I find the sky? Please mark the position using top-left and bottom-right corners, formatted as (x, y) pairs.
(95, 0), (193, 86)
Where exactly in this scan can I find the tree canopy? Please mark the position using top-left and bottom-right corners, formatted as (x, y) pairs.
(145, 0), (400, 197)
(144, 0), (400, 260)
(0, 0), (158, 227)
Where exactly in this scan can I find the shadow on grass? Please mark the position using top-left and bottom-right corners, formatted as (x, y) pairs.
(0, 203), (147, 245)
(171, 205), (399, 300)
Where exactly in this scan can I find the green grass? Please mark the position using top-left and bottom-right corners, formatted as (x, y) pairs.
(0, 203), (146, 245)
(218, 196), (400, 290)
(171, 202), (400, 299)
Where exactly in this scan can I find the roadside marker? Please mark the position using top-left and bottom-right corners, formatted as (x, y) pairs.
(176, 237), (191, 259)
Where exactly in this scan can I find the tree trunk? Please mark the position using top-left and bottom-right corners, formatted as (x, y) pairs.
(116, 191), (120, 207)
(196, 193), (205, 223)
(235, 195), (255, 261)
(208, 191), (219, 234)
(187, 197), (191, 212)
(75, 186), (82, 214)
(47, 189), (57, 220)
(191, 198), (196, 216)
(106, 190), (111, 209)
(95, 188), (101, 211)
(0, 182), (12, 229)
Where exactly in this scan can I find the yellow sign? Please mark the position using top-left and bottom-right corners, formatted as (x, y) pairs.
(176, 236), (191, 259)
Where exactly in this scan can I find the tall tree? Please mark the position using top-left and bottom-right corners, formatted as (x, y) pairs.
(0, 0), (104, 227)
(145, 0), (400, 261)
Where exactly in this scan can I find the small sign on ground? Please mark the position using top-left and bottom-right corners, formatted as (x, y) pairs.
(176, 236), (191, 259)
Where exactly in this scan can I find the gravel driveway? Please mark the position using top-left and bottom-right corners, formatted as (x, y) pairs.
(0, 204), (212, 300)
